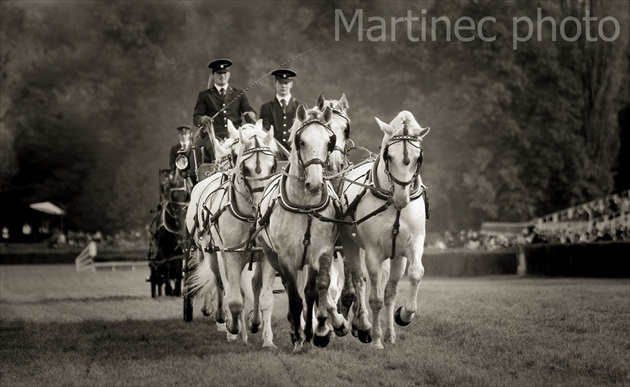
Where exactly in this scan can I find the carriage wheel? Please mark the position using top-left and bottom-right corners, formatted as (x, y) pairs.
(149, 266), (158, 298)
(183, 291), (193, 322)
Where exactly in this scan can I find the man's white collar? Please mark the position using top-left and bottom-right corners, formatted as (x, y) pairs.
(215, 84), (229, 93)
(276, 94), (291, 104)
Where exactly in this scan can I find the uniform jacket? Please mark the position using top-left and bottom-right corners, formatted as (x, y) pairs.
(259, 96), (302, 153)
(193, 86), (256, 139)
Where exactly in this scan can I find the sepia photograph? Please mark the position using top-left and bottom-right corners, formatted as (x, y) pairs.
(1, 0), (628, 386)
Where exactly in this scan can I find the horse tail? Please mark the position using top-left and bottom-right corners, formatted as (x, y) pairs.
(186, 251), (217, 300)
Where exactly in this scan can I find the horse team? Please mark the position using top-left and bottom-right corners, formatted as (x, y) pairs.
(181, 93), (430, 352)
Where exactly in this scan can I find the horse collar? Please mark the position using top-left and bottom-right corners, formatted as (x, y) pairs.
(279, 163), (331, 213)
(370, 155), (424, 202)
(228, 174), (256, 223)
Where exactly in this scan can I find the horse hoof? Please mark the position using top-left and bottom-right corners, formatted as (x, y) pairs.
(216, 322), (228, 333)
(313, 331), (332, 348)
(248, 321), (260, 334)
(227, 323), (239, 335)
(395, 306), (412, 327)
(262, 342), (277, 350)
(358, 329), (372, 344)
(334, 323), (349, 337)
(290, 333), (298, 345)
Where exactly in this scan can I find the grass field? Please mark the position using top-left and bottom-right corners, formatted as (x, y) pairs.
(1, 265), (628, 386)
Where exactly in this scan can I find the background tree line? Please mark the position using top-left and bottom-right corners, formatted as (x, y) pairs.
(0, 0), (628, 234)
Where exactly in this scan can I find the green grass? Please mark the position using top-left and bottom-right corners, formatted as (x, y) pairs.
(1, 265), (628, 386)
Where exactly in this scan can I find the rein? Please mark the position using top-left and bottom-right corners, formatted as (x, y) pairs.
(198, 140), (277, 269)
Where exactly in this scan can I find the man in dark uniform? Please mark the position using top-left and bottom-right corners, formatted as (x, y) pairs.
(259, 69), (302, 159)
(169, 126), (193, 173)
(193, 58), (256, 142)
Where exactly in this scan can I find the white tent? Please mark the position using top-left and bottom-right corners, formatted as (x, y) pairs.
(29, 201), (66, 216)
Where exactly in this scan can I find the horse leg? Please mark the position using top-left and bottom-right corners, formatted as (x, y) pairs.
(365, 248), (385, 349)
(222, 252), (245, 336)
(339, 263), (355, 319)
(164, 261), (174, 296)
(208, 251), (227, 329)
(313, 254), (339, 347)
(322, 254), (349, 338)
(279, 262), (304, 353)
(383, 256), (406, 344)
(250, 253), (276, 348)
(249, 260), (263, 334)
(237, 261), (254, 343)
(396, 238), (425, 326)
(303, 267), (318, 344)
(173, 258), (183, 297)
(341, 237), (371, 342)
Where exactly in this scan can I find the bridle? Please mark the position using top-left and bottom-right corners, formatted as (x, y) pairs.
(234, 136), (277, 206)
(330, 107), (350, 155)
(382, 125), (424, 188)
(293, 119), (336, 170)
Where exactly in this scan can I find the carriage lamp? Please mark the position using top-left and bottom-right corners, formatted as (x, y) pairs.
(175, 155), (189, 170)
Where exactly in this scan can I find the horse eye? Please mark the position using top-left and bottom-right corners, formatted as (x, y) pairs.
(299, 140), (305, 147)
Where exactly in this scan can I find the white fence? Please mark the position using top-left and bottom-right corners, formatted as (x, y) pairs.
(75, 241), (147, 272)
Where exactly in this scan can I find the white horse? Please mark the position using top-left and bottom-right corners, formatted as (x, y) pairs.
(316, 92), (351, 179)
(186, 120), (278, 344)
(183, 120), (242, 327)
(254, 104), (349, 352)
(338, 111), (430, 349)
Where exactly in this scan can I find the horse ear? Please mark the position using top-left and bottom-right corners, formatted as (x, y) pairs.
(296, 104), (307, 122)
(265, 124), (275, 144)
(418, 126), (430, 139)
(255, 119), (264, 132)
(321, 105), (333, 124)
(317, 93), (325, 111)
(338, 92), (349, 111)
(213, 139), (230, 159)
(375, 117), (393, 135)
(227, 120), (239, 139)
(238, 125), (251, 147)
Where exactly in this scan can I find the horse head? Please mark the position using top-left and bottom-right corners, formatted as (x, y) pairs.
(316, 92), (351, 174)
(234, 119), (277, 205)
(167, 168), (190, 210)
(289, 103), (334, 194)
(193, 120), (237, 167)
(376, 110), (429, 210)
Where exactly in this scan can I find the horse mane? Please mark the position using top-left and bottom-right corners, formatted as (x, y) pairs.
(379, 110), (429, 153)
(231, 122), (278, 172)
(390, 111), (423, 135)
(241, 123), (278, 153)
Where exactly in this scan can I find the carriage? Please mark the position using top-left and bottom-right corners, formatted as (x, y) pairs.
(181, 94), (430, 351)
(146, 146), (198, 298)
